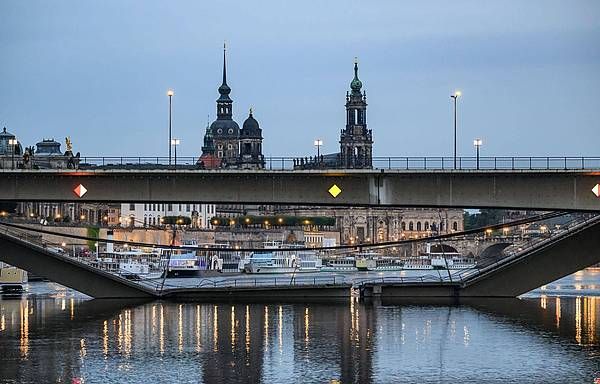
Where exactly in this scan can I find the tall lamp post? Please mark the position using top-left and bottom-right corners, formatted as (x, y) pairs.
(167, 88), (174, 165)
(171, 138), (180, 168)
(473, 138), (482, 169)
(8, 138), (18, 169)
(313, 139), (323, 159)
(450, 91), (461, 169)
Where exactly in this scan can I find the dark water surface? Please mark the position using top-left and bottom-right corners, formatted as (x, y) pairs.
(1, 270), (599, 383)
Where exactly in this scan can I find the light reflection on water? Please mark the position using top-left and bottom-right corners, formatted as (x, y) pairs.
(0, 273), (599, 383)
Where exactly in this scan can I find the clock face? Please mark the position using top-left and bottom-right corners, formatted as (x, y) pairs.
(353, 126), (362, 135)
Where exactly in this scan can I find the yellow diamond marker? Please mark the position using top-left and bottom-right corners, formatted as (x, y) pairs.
(328, 184), (342, 198)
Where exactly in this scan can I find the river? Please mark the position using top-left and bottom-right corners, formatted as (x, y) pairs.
(0, 269), (599, 383)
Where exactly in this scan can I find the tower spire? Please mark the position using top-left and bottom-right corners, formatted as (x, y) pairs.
(217, 42), (232, 100)
(222, 41), (227, 86)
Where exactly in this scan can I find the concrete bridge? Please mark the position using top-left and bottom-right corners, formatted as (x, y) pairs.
(1, 214), (599, 299)
(1, 168), (600, 211)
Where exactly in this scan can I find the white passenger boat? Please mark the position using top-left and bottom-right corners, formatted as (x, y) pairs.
(321, 257), (358, 272)
(160, 249), (202, 278)
(0, 263), (28, 292)
(240, 241), (322, 274)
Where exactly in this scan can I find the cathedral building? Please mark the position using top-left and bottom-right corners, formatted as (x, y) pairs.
(340, 59), (373, 168)
(294, 59), (373, 169)
(198, 47), (264, 169)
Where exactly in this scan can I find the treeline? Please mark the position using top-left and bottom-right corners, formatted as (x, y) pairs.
(210, 215), (336, 227)
(463, 209), (507, 230)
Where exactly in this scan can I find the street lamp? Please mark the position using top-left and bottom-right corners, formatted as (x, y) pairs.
(167, 88), (174, 165)
(8, 138), (18, 169)
(450, 91), (461, 169)
(171, 138), (180, 168)
(473, 138), (482, 169)
(313, 139), (323, 158)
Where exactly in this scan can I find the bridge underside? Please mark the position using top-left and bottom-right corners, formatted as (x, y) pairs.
(0, 232), (157, 299)
(1, 169), (600, 210)
(361, 219), (600, 298)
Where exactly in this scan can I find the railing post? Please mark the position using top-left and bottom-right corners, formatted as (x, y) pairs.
(388, 157), (391, 169)
(564, 157), (567, 170)
(424, 157), (427, 169)
(546, 157), (549, 170)
(582, 157), (585, 169)
(406, 158), (409, 170)
(494, 157), (497, 170)
(529, 157), (532, 170)
(281, 158), (284, 170)
(511, 157), (514, 170)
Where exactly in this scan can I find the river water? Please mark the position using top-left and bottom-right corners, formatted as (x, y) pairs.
(0, 270), (599, 383)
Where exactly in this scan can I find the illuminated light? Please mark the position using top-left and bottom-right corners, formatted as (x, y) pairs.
(593, 184), (600, 197)
(61, 242), (66, 247)
(73, 184), (88, 198)
(277, 218), (283, 224)
(453, 90), (462, 98)
(264, 220), (269, 225)
(229, 220), (235, 225)
(55, 214), (61, 219)
(245, 218), (251, 224)
(103, 216), (108, 221)
(80, 214), (86, 220)
(167, 88), (174, 97)
(485, 229), (492, 234)
(0, 211), (6, 217)
(29, 213), (35, 218)
(328, 184), (342, 198)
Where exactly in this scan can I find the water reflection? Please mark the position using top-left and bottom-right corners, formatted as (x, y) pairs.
(0, 289), (599, 382)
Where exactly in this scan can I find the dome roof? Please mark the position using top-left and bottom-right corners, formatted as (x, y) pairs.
(241, 110), (262, 138)
(210, 119), (239, 137)
(350, 60), (363, 94)
(0, 127), (15, 138)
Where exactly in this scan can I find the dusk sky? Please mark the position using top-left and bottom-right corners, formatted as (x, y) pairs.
(1, 1), (599, 158)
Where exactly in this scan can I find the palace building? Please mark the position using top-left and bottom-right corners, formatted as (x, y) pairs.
(198, 46), (264, 170)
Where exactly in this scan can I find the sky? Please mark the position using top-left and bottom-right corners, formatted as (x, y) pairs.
(1, 0), (599, 158)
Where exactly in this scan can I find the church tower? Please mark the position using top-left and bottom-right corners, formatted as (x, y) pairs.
(209, 44), (240, 166)
(339, 59), (372, 168)
(239, 108), (264, 169)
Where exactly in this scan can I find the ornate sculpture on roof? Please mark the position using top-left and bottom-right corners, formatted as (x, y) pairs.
(65, 137), (73, 152)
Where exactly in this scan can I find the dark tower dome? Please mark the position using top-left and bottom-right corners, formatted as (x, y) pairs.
(241, 109), (262, 138)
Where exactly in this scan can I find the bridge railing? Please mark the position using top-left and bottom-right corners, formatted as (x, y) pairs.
(68, 156), (600, 171)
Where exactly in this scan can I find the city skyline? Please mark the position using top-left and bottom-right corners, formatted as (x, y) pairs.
(1, 1), (599, 158)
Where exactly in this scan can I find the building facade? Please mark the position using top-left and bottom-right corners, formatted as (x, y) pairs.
(272, 206), (464, 245)
(119, 203), (216, 229)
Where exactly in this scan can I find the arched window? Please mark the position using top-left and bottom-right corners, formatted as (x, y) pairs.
(409, 221), (414, 231)
(401, 222), (406, 231)
(143, 216), (147, 226)
(453, 221), (458, 231)
(417, 222), (422, 231)
(440, 221), (445, 231)
(424, 221), (429, 230)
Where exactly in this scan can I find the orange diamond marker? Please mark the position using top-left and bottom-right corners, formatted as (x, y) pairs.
(74, 184), (88, 198)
